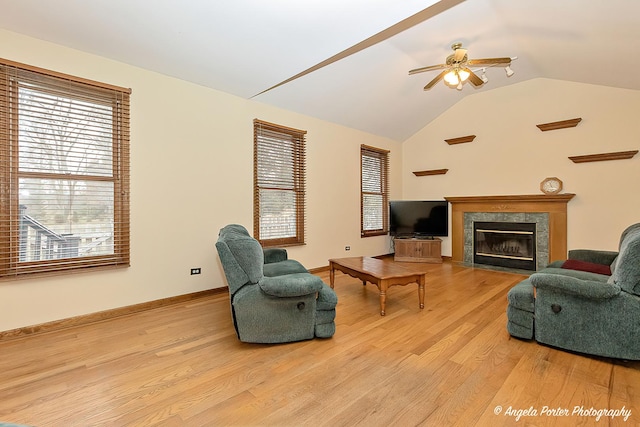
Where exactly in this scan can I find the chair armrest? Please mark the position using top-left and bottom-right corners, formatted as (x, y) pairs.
(263, 248), (288, 264)
(531, 273), (620, 300)
(258, 273), (324, 298)
(568, 249), (618, 266)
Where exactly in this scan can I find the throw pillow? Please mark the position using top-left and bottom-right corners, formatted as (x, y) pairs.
(562, 259), (611, 276)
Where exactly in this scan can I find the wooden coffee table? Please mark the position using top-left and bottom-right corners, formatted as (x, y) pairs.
(329, 256), (428, 316)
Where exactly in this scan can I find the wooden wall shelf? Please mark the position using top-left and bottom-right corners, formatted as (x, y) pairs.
(445, 135), (476, 145)
(568, 150), (638, 163)
(536, 118), (582, 131)
(413, 169), (448, 176)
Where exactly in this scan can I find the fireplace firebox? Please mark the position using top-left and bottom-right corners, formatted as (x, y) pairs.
(473, 221), (536, 271)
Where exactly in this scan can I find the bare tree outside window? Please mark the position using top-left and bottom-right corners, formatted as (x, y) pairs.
(18, 86), (115, 261)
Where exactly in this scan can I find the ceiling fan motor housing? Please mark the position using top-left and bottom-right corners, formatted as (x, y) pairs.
(446, 53), (467, 66)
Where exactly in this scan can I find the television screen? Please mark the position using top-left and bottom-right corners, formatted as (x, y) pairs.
(389, 200), (449, 237)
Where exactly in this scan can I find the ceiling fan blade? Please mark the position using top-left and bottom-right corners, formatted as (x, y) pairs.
(409, 64), (447, 75)
(423, 70), (447, 90)
(453, 48), (467, 62)
(464, 68), (483, 86)
(467, 57), (511, 66)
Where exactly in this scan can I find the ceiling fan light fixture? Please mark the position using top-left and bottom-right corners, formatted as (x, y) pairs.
(444, 70), (460, 86)
(505, 65), (514, 77)
(458, 69), (470, 82)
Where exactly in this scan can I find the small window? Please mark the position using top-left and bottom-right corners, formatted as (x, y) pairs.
(0, 59), (131, 279)
(361, 145), (389, 237)
(253, 119), (306, 247)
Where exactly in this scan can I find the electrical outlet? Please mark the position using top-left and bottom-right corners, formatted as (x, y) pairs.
(190, 268), (201, 275)
(345, 246), (350, 251)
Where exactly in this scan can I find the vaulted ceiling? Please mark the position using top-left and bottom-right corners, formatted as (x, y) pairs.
(1, 0), (638, 141)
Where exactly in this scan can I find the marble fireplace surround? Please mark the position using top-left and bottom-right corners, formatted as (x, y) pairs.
(445, 194), (576, 270)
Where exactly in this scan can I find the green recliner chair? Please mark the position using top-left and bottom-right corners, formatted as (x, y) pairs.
(507, 223), (640, 360)
(215, 224), (337, 343)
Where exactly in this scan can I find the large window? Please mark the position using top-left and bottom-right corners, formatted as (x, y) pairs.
(253, 119), (306, 247)
(361, 144), (389, 237)
(0, 59), (130, 279)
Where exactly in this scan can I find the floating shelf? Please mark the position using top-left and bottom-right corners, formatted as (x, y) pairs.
(568, 150), (638, 164)
(445, 135), (476, 145)
(536, 118), (582, 131)
(413, 169), (448, 176)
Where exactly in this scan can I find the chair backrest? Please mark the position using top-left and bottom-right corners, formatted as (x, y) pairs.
(619, 223), (640, 249)
(609, 223), (640, 296)
(216, 224), (264, 295)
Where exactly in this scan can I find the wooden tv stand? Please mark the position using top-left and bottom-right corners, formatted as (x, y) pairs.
(393, 237), (442, 263)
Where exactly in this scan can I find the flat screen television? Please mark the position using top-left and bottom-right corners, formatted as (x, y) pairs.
(389, 200), (449, 238)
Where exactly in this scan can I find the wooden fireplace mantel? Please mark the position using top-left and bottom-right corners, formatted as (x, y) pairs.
(444, 194), (576, 265)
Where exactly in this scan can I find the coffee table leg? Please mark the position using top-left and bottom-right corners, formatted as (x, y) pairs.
(379, 281), (387, 316)
(329, 262), (335, 289)
(418, 275), (425, 309)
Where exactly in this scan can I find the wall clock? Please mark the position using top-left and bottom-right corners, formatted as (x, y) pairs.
(540, 177), (563, 195)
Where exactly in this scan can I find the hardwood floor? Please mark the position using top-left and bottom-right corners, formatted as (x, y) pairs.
(1, 261), (639, 426)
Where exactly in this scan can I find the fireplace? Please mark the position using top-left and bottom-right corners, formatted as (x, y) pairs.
(466, 212), (547, 270)
(473, 221), (536, 270)
(445, 194), (576, 271)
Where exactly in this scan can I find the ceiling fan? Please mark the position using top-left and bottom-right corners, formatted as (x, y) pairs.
(409, 43), (513, 90)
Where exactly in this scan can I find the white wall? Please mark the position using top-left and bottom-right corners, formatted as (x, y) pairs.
(402, 78), (640, 256)
(0, 29), (402, 332)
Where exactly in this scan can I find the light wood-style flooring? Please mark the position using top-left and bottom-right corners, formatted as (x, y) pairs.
(1, 261), (639, 426)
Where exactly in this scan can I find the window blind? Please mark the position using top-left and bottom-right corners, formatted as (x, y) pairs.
(0, 58), (131, 279)
(253, 119), (306, 247)
(361, 144), (389, 237)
